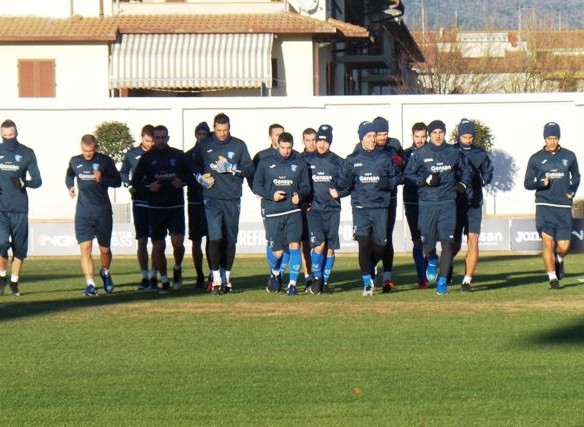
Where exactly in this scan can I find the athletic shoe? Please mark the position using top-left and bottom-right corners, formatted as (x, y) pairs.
(287, 285), (298, 296)
(211, 281), (222, 295)
(84, 284), (98, 297)
(461, 282), (472, 293)
(9, 282), (20, 296)
(221, 282), (234, 294)
(138, 278), (150, 290)
(417, 280), (428, 289)
(206, 279), (214, 293)
(266, 274), (282, 293)
(171, 267), (182, 290)
(100, 269), (114, 294)
(436, 277), (448, 296)
(382, 280), (395, 293)
(0, 276), (7, 296)
(304, 278), (313, 293)
(158, 281), (171, 295)
(426, 257), (439, 282)
(149, 276), (159, 291)
(555, 259), (565, 280)
(309, 279), (323, 295)
(549, 279), (561, 290)
(362, 284), (374, 297)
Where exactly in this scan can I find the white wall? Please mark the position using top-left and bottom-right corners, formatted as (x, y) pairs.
(1, 93), (583, 223)
(0, 44), (110, 101)
(275, 37), (315, 96)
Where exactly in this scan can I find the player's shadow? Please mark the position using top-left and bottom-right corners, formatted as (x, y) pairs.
(524, 318), (584, 346)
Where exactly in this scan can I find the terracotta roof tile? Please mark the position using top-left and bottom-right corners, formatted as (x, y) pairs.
(0, 13), (368, 42)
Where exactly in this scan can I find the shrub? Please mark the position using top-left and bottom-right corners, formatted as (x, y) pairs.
(94, 121), (135, 164)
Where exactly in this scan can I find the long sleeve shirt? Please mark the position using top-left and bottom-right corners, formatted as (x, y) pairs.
(252, 150), (311, 217)
(403, 142), (473, 204)
(65, 152), (121, 216)
(303, 150), (345, 212)
(193, 134), (254, 200)
(119, 145), (150, 205)
(0, 139), (42, 213)
(457, 143), (494, 207)
(131, 146), (189, 209)
(524, 146), (580, 208)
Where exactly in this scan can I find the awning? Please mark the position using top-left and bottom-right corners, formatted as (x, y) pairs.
(109, 33), (274, 89)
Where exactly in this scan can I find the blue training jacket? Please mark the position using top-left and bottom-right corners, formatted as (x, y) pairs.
(303, 150), (346, 212)
(456, 143), (494, 207)
(0, 139), (42, 213)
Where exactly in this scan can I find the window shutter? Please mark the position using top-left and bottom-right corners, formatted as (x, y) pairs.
(18, 59), (56, 97)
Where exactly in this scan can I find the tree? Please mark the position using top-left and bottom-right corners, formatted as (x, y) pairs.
(94, 121), (135, 164)
(448, 118), (494, 152)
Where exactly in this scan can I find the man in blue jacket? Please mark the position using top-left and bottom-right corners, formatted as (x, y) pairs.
(253, 131), (311, 296)
(403, 122), (428, 289)
(451, 119), (494, 293)
(66, 134), (121, 297)
(303, 124), (345, 294)
(403, 120), (472, 296)
(0, 120), (42, 297)
(193, 113), (254, 295)
(524, 122), (580, 289)
(120, 124), (157, 290)
(342, 121), (400, 296)
(131, 125), (189, 295)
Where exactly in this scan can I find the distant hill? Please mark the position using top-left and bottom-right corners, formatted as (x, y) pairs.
(402, 0), (583, 30)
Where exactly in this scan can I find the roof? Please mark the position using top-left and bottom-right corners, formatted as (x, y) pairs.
(0, 13), (368, 42)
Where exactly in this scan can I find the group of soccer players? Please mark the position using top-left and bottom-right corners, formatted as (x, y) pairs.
(60, 113), (579, 298)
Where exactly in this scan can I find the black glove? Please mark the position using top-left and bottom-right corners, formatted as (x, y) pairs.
(455, 182), (467, 194)
(426, 172), (440, 187)
(11, 177), (24, 190)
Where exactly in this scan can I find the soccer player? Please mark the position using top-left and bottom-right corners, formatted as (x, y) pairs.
(185, 121), (210, 289)
(66, 134), (121, 297)
(131, 125), (189, 295)
(403, 122), (428, 288)
(524, 122), (580, 289)
(372, 116), (404, 293)
(451, 119), (494, 293)
(253, 131), (311, 296)
(193, 113), (254, 294)
(342, 121), (400, 296)
(403, 120), (472, 296)
(299, 127), (318, 291)
(120, 124), (157, 290)
(303, 125), (345, 294)
(0, 119), (42, 297)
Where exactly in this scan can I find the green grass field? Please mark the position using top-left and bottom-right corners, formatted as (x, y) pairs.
(2, 253), (584, 426)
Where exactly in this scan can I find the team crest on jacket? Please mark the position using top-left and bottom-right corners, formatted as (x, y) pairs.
(170, 159), (176, 167)
(15, 155), (22, 162)
(563, 159), (569, 167)
(228, 152), (235, 160)
(291, 164), (297, 172)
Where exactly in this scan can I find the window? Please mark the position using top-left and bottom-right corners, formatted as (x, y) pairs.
(18, 59), (56, 97)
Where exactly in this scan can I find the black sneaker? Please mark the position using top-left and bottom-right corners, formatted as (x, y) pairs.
(555, 260), (565, 280)
(461, 282), (472, 293)
(221, 282), (234, 294)
(304, 278), (313, 293)
(0, 276), (7, 296)
(149, 276), (159, 291)
(172, 267), (182, 290)
(158, 281), (171, 295)
(321, 282), (333, 294)
(195, 275), (205, 289)
(549, 279), (561, 290)
(138, 278), (150, 290)
(309, 279), (323, 295)
(266, 274), (282, 293)
(9, 281), (20, 296)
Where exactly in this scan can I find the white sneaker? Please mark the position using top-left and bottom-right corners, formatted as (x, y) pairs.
(362, 284), (374, 297)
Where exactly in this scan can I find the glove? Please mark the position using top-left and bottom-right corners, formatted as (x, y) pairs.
(455, 182), (467, 194)
(216, 157), (238, 175)
(392, 153), (404, 168)
(425, 172), (440, 187)
(11, 177), (25, 190)
(196, 173), (215, 189)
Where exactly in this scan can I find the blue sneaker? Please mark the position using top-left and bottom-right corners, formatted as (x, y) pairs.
(436, 276), (448, 296)
(426, 257), (439, 282)
(287, 285), (298, 296)
(100, 269), (114, 294)
(84, 284), (98, 297)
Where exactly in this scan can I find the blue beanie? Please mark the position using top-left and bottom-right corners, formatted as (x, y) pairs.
(195, 121), (210, 133)
(316, 124), (333, 144)
(457, 118), (476, 136)
(427, 120), (446, 134)
(543, 122), (560, 139)
(358, 120), (376, 141)
(372, 117), (389, 133)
